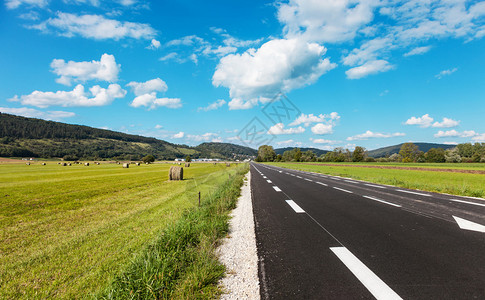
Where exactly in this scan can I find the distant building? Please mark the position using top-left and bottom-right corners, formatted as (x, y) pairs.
(174, 158), (185, 162)
(193, 158), (221, 162)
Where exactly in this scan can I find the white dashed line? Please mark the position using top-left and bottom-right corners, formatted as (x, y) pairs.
(267, 180), (272, 183)
(365, 184), (386, 189)
(305, 178), (313, 182)
(345, 180), (358, 184)
(297, 176), (302, 179)
(316, 182), (328, 186)
(285, 200), (305, 213)
(333, 187), (353, 194)
(330, 247), (403, 300)
(396, 189), (431, 197)
(273, 186), (282, 192)
(363, 196), (401, 208)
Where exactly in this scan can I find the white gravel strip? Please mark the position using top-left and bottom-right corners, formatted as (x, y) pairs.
(217, 171), (260, 300)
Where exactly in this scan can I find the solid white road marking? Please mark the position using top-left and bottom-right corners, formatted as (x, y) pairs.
(363, 196), (402, 208)
(448, 199), (485, 207)
(396, 189), (431, 197)
(317, 182), (328, 186)
(273, 186), (282, 192)
(330, 247), (403, 300)
(365, 184), (386, 189)
(285, 200), (305, 213)
(267, 180), (272, 183)
(333, 187), (353, 194)
(453, 216), (485, 233)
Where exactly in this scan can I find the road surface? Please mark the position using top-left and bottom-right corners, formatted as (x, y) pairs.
(250, 163), (485, 299)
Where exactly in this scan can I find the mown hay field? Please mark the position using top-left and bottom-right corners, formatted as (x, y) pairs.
(0, 162), (238, 299)
(266, 162), (485, 198)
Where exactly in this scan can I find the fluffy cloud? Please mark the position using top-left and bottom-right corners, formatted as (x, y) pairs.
(213, 38), (336, 109)
(186, 132), (220, 142)
(155, 124), (163, 129)
(432, 117), (460, 128)
(472, 134), (485, 142)
(0, 106), (75, 120)
(173, 132), (184, 139)
(311, 123), (333, 135)
(50, 53), (120, 86)
(347, 130), (405, 141)
(434, 130), (477, 138)
(5, 0), (47, 9)
(198, 99), (226, 112)
(130, 93), (181, 110)
(345, 60), (394, 79)
(276, 139), (302, 146)
(311, 138), (338, 144)
(268, 123), (305, 135)
(31, 12), (156, 40)
(290, 112), (340, 127)
(404, 46), (431, 57)
(126, 78), (168, 96)
(10, 84), (126, 108)
(405, 114), (434, 128)
(435, 68), (458, 79)
(147, 39), (161, 50)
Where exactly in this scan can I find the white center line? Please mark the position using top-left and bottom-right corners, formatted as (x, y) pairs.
(285, 200), (305, 213)
(266, 180), (272, 183)
(396, 189), (431, 197)
(333, 187), (353, 194)
(332, 178), (341, 181)
(263, 176), (267, 179)
(316, 182), (328, 186)
(365, 184), (386, 189)
(273, 186), (282, 192)
(345, 180), (358, 184)
(330, 247), (403, 300)
(305, 178), (313, 182)
(363, 196), (402, 207)
(297, 176), (302, 179)
(448, 199), (485, 207)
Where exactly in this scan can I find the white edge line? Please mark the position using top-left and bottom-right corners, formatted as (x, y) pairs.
(363, 196), (401, 208)
(449, 199), (485, 207)
(330, 247), (403, 300)
(365, 184), (386, 189)
(285, 200), (305, 213)
(396, 189), (431, 197)
(273, 186), (282, 192)
(333, 187), (353, 193)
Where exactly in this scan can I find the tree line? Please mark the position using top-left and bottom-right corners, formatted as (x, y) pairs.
(255, 142), (485, 163)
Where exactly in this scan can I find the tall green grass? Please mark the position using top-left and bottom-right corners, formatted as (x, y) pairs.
(96, 164), (249, 299)
(267, 162), (485, 198)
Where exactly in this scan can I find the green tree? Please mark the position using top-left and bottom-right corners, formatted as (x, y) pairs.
(275, 154), (283, 162)
(352, 146), (366, 162)
(399, 143), (420, 163)
(445, 148), (461, 163)
(142, 154), (155, 163)
(293, 148), (302, 162)
(424, 148), (446, 163)
(185, 155), (192, 162)
(301, 150), (316, 162)
(257, 145), (276, 162)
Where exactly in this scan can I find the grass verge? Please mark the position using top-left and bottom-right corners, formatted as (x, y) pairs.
(96, 164), (249, 299)
(266, 162), (485, 199)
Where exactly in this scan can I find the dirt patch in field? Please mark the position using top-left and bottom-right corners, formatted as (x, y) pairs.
(289, 162), (485, 174)
(0, 157), (24, 163)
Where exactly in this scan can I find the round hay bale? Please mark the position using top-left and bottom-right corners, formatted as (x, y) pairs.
(136, 162), (140, 166)
(67, 163), (71, 166)
(61, 162), (67, 166)
(123, 163), (129, 168)
(169, 166), (183, 180)
(26, 162), (30, 165)
(185, 163), (190, 167)
(41, 162), (46, 165)
(84, 162), (90, 166)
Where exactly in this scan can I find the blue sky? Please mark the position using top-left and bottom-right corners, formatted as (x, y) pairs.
(1, 0), (485, 151)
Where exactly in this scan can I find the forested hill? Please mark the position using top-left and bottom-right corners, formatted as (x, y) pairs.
(0, 113), (255, 160)
(275, 147), (329, 156)
(367, 142), (456, 158)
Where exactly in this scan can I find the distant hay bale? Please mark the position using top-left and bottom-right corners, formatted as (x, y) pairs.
(226, 163), (230, 167)
(117, 162), (120, 165)
(67, 163), (71, 166)
(136, 162), (140, 166)
(84, 163), (89, 166)
(61, 162), (67, 166)
(123, 163), (129, 168)
(185, 163), (190, 167)
(169, 166), (183, 180)
(41, 163), (46, 165)
(26, 162), (30, 165)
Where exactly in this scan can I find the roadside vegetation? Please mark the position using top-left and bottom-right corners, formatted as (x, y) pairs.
(0, 162), (247, 299)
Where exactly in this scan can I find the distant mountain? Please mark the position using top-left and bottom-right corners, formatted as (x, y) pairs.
(275, 147), (330, 157)
(367, 142), (456, 158)
(0, 113), (255, 161)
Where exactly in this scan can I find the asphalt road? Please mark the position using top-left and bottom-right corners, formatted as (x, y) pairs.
(250, 163), (485, 300)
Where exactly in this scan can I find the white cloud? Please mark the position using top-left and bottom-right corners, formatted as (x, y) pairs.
(432, 117), (460, 128)
(130, 93), (181, 110)
(404, 46), (431, 57)
(343, 37), (394, 67)
(213, 38), (336, 109)
(290, 112), (340, 127)
(443, 141), (459, 145)
(268, 123), (305, 135)
(173, 131), (184, 138)
(198, 99), (226, 112)
(347, 130), (405, 141)
(0, 106), (75, 120)
(147, 39), (161, 50)
(10, 84), (126, 108)
(31, 12), (156, 40)
(126, 78), (167, 96)
(345, 60), (394, 79)
(276, 139), (302, 146)
(434, 130), (477, 138)
(227, 98), (259, 110)
(405, 114), (434, 128)
(311, 123), (334, 135)
(50, 53), (120, 86)
(311, 138), (338, 144)
(472, 133), (485, 142)
(155, 124), (163, 129)
(6, 0), (47, 9)
(435, 68), (458, 79)
(186, 132), (220, 142)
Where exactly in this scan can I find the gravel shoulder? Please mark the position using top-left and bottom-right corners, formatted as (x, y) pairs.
(217, 171), (260, 300)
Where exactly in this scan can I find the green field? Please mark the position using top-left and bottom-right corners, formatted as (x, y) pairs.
(266, 162), (485, 198)
(0, 162), (242, 299)
(287, 161), (485, 171)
